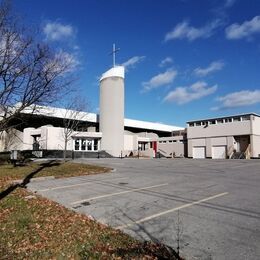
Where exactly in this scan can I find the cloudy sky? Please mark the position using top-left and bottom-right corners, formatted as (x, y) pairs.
(12, 0), (260, 126)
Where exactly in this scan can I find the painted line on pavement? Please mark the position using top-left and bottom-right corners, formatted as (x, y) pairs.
(38, 177), (128, 192)
(116, 192), (229, 229)
(70, 183), (168, 205)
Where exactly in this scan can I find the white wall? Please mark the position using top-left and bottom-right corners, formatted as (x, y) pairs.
(251, 116), (260, 135)
(158, 142), (185, 157)
(251, 135), (260, 158)
(22, 126), (74, 151)
(124, 134), (138, 151)
(0, 130), (23, 151)
(187, 121), (251, 139)
(188, 137), (232, 158)
(23, 128), (35, 150)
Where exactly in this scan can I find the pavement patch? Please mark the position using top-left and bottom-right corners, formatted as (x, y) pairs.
(70, 183), (169, 205)
(116, 192), (229, 229)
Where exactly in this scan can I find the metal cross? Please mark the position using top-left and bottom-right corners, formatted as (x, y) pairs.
(110, 43), (120, 67)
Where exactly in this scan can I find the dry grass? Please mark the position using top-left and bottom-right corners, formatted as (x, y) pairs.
(0, 160), (110, 183)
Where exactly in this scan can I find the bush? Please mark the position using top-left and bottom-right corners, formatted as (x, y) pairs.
(0, 152), (10, 165)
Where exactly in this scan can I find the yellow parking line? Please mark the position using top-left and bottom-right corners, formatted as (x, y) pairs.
(116, 192), (229, 229)
(70, 183), (168, 205)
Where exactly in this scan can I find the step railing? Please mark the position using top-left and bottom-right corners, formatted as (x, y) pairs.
(245, 144), (251, 159)
(227, 145), (235, 159)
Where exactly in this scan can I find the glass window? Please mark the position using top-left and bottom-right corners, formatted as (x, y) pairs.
(241, 116), (250, 121)
(87, 140), (92, 151)
(75, 139), (80, 150)
(189, 123), (194, 127)
(94, 139), (98, 151)
(233, 117), (241, 122)
(225, 118), (232, 123)
(81, 139), (86, 150)
(217, 119), (224, 123)
(195, 122), (201, 126)
(209, 120), (216, 125)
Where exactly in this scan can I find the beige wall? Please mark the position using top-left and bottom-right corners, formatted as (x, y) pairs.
(124, 134), (137, 152)
(23, 126), (73, 151)
(187, 116), (260, 158)
(251, 116), (260, 135)
(158, 136), (186, 157)
(158, 142), (185, 157)
(251, 135), (260, 158)
(188, 136), (237, 158)
(187, 121), (251, 139)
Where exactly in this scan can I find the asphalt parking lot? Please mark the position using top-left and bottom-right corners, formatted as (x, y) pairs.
(27, 158), (260, 260)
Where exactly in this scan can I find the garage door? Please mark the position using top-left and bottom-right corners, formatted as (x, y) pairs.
(193, 146), (206, 159)
(212, 146), (226, 159)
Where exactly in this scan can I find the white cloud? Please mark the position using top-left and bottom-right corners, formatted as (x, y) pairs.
(159, 57), (173, 67)
(164, 81), (217, 104)
(165, 19), (221, 41)
(142, 69), (177, 92)
(194, 61), (225, 77)
(122, 56), (145, 70)
(43, 22), (75, 41)
(212, 90), (260, 110)
(226, 16), (260, 40)
(224, 0), (236, 8)
(44, 50), (79, 77)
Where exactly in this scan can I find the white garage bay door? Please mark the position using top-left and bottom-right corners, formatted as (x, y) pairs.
(193, 146), (206, 159)
(212, 146), (227, 159)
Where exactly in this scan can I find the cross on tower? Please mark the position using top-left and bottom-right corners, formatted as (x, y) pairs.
(110, 43), (120, 67)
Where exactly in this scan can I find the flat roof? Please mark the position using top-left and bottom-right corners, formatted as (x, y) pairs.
(187, 112), (260, 123)
(21, 105), (183, 133)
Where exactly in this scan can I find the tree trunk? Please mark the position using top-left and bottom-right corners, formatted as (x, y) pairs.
(64, 139), (67, 161)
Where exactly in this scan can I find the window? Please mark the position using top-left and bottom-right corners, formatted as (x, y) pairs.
(94, 139), (98, 151)
(233, 117), (241, 122)
(81, 139), (86, 150)
(225, 118), (232, 123)
(75, 139), (80, 150)
(195, 122), (201, 126)
(87, 141), (92, 151)
(217, 119), (224, 124)
(189, 123), (194, 127)
(241, 116), (250, 121)
(209, 120), (216, 125)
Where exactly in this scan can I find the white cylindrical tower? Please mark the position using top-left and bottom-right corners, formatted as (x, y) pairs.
(99, 66), (125, 157)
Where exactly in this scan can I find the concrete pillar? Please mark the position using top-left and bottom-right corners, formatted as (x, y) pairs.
(99, 66), (125, 157)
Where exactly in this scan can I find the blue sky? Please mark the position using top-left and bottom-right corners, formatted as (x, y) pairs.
(11, 0), (260, 127)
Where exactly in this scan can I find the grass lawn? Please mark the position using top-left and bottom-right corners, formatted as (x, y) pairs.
(0, 161), (179, 259)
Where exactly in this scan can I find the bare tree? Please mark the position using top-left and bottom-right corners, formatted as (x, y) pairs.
(61, 96), (88, 160)
(0, 1), (76, 133)
(1, 128), (22, 151)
